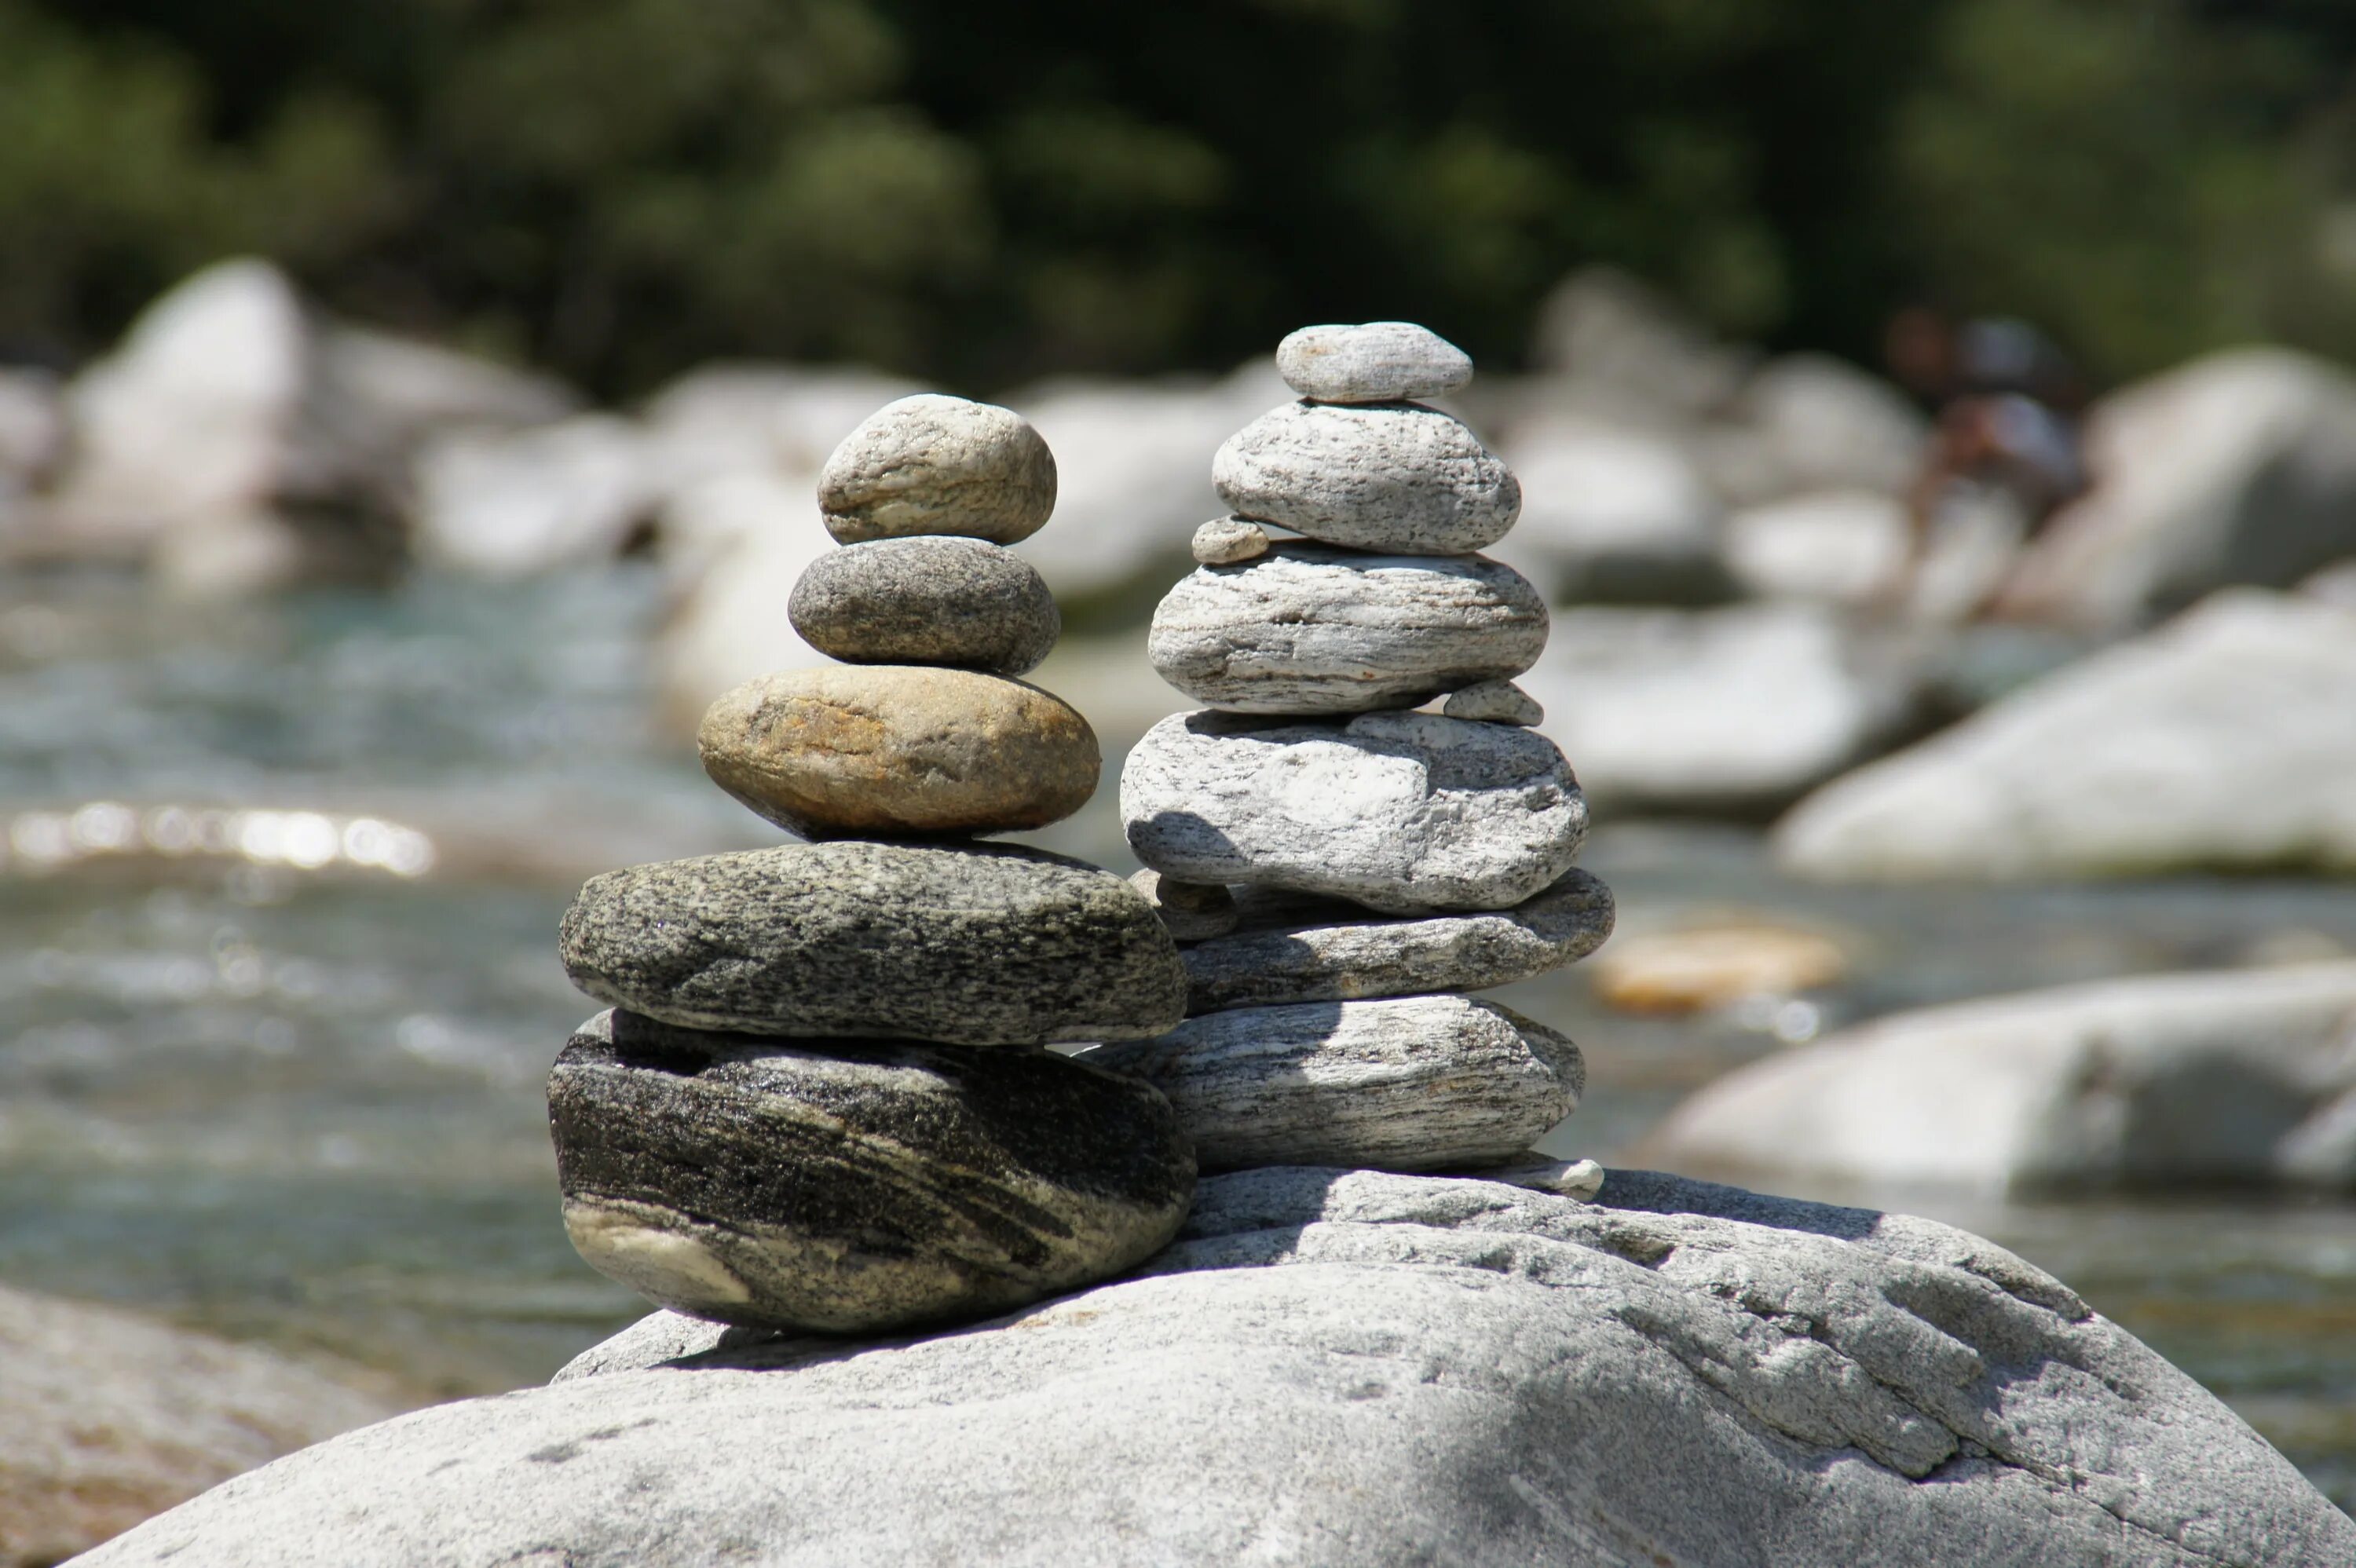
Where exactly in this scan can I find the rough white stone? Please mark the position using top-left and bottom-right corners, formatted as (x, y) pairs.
(1274, 321), (1473, 404)
(1214, 401), (1520, 554)
(1147, 543), (1548, 714)
(1122, 709), (1588, 913)
(80, 1168), (2353, 1568)
(1441, 678), (1542, 726)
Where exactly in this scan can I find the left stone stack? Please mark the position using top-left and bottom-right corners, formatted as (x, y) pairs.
(547, 393), (1195, 1336)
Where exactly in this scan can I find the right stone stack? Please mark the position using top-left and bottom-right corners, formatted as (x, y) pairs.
(1099, 321), (1615, 1175)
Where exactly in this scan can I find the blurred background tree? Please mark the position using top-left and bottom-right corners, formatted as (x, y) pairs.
(5, 0), (2355, 394)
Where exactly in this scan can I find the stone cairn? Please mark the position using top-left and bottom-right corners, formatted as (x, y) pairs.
(1088, 322), (1613, 1179)
(545, 393), (1198, 1334)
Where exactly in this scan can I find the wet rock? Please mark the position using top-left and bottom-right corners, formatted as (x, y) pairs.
(788, 537), (1059, 675)
(697, 667), (1098, 839)
(1180, 867), (1614, 1013)
(1122, 710), (1587, 914)
(1190, 517), (1268, 565)
(1275, 322), (1473, 404)
(548, 1010), (1194, 1332)
(1440, 678), (1542, 726)
(1147, 543), (1547, 715)
(558, 841), (1187, 1045)
(1213, 402), (1519, 554)
(1644, 962), (2356, 1193)
(1085, 996), (1580, 1172)
(1129, 868), (1239, 942)
(818, 394), (1055, 546)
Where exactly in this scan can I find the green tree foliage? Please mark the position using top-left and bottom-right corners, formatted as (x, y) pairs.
(5, 0), (2356, 392)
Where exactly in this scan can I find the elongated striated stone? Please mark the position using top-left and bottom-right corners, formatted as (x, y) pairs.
(558, 842), (1187, 1044)
(698, 667), (1098, 839)
(1147, 543), (1547, 715)
(1213, 402), (1518, 554)
(1181, 867), (1615, 1013)
(1122, 710), (1587, 914)
(1276, 321), (1474, 405)
(551, 1010), (1194, 1332)
(788, 537), (1059, 675)
(819, 394), (1055, 546)
(1084, 995), (1582, 1172)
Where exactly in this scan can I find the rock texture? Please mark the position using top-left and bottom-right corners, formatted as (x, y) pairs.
(1214, 402), (1520, 554)
(1129, 868), (1239, 942)
(558, 842), (1187, 1044)
(1442, 677), (1542, 726)
(1275, 321), (1475, 404)
(1189, 516), (1269, 565)
(1085, 996), (1582, 1171)
(818, 394), (1055, 546)
(1123, 709), (1587, 913)
(79, 1168), (2354, 1568)
(549, 1011), (1194, 1331)
(697, 667), (1099, 839)
(787, 537), (1058, 675)
(1180, 868), (1615, 1012)
(1147, 543), (1548, 713)
(1645, 962), (2356, 1193)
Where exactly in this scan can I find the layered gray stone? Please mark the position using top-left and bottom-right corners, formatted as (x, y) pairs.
(1181, 867), (1615, 1013)
(1128, 868), (1239, 942)
(1122, 710), (1587, 913)
(1214, 402), (1520, 554)
(787, 537), (1058, 675)
(1147, 543), (1547, 715)
(1084, 996), (1582, 1171)
(1275, 321), (1474, 404)
(818, 394), (1055, 546)
(1442, 677), (1542, 726)
(1190, 516), (1268, 565)
(85, 1168), (2353, 1568)
(549, 1010), (1194, 1332)
(558, 842), (1187, 1045)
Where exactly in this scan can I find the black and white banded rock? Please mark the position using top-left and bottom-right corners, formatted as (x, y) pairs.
(1083, 995), (1582, 1171)
(1275, 321), (1475, 405)
(558, 842), (1187, 1045)
(550, 1010), (1194, 1332)
(1147, 543), (1547, 715)
(818, 394), (1055, 546)
(1213, 402), (1518, 554)
(1122, 710), (1588, 914)
(1181, 867), (1615, 1013)
(788, 536), (1059, 675)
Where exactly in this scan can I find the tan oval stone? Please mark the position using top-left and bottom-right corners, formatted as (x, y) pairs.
(818, 394), (1056, 546)
(699, 667), (1099, 838)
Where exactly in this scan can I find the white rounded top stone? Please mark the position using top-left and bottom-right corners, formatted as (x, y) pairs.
(1275, 322), (1474, 405)
(818, 393), (1056, 546)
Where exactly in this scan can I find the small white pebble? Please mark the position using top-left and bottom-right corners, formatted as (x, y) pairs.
(1442, 679), (1542, 727)
(1191, 517), (1270, 566)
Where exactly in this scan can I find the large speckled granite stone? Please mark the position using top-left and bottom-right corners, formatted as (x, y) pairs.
(558, 842), (1187, 1044)
(818, 394), (1055, 546)
(1213, 401), (1518, 554)
(788, 537), (1059, 675)
(548, 1009), (1194, 1332)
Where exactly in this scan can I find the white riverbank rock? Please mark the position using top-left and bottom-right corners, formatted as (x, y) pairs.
(1644, 962), (2356, 1193)
(1776, 590), (2356, 879)
(78, 1167), (2354, 1567)
(1491, 414), (1729, 604)
(1721, 488), (1911, 605)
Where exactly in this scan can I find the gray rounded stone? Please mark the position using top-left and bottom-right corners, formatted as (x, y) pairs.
(1148, 543), (1548, 715)
(1191, 517), (1270, 565)
(558, 842), (1187, 1045)
(1128, 868), (1239, 942)
(1181, 866), (1615, 1013)
(1083, 995), (1582, 1172)
(1121, 710), (1588, 914)
(1442, 678), (1543, 726)
(818, 394), (1055, 546)
(1213, 402), (1519, 554)
(788, 538), (1058, 674)
(549, 1009), (1194, 1333)
(1275, 321), (1474, 404)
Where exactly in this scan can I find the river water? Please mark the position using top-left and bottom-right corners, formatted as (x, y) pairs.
(2, 568), (2351, 1507)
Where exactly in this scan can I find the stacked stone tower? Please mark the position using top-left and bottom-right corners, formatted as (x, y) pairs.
(546, 395), (1195, 1333)
(1096, 323), (1612, 1174)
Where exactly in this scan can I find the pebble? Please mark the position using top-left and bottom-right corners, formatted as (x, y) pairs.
(819, 394), (1055, 546)
(1442, 678), (1543, 726)
(1213, 402), (1518, 554)
(1180, 867), (1615, 1013)
(1275, 321), (1475, 404)
(558, 842), (1188, 1045)
(551, 1010), (1194, 1332)
(1083, 995), (1582, 1172)
(698, 666), (1098, 839)
(1129, 869), (1239, 942)
(1148, 543), (1547, 715)
(1121, 710), (1588, 914)
(1191, 517), (1270, 565)
(788, 537), (1058, 675)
